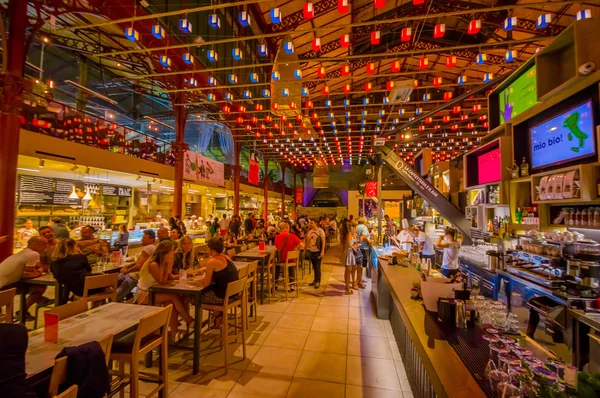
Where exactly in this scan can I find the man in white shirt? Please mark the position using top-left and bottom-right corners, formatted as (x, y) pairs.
(436, 228), (462, 278)
(219, 214), (230, 236)
(116, 229), (157, 301)
(305, 219), (326, 289)
(410, 227), (435, 263)
(0, 236), (49, 321)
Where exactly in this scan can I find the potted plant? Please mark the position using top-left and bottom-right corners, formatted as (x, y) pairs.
(410, 280), (421, 299)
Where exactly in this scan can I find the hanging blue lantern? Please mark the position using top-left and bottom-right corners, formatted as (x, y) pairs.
(125, 27), (139, 41)
(383, 97), (390, 105)
(458, 75), (467, 85)
(209, 14), (221, 29)
(416, 108), (422, 115)
(152, 25), (165, 39)
(272, 71), (280, 81)
(208, 77), (217, 87)
(159, 55), (171, 67)
(301, 87), (309, 96)
(258, 44), (268, 57)
(238, 11), (251, 27)
(363, 98), (369, 106)
(179, 19), (192, 33)
(294, 69), (302, 79)
(504, 50), (516, 63)
(503, 16), (517, 31)
(270, 8), (281, 24)
(362, 110), (368, 118)
(379, 109), (385, 117)
(207, 93), (215, 102)
(325, 100), (331, 108)
(423, 93), (431, 101)
(232, 48), (243, 61)
(207, 50), (218, 62)
(228, 74), (238, 84)
(398, 109), (405, 115)
(243, 90), (252, 99)
(575, 10), (592, 21)
(536, 13), (551, 28)
(475, 53), (487, 65)
(225, 93), (233, 101)
(262, 89), (270, 98)
(182, 53), (194, 65)
(344, 99), (350, 107)
(284, 41), (294, 54)
(282, 88), (290, 97)
(249, 73), (259, 83)
(483, 73), (493, 82)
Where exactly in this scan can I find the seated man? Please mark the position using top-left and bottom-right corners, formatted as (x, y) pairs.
(0, 237), (50, 321)
(76, 225), (110, 265)
(38, 226), (58, 272)
(274, 223), (305, 292)
(116, 230), (156, 302)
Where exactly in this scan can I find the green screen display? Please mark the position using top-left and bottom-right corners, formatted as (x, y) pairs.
(498, 65), (537, 124)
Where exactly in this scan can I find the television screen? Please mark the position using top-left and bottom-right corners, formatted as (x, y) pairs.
(478, 148), (501, 184)
(498, 65), (537, 124)
(530, 101), (596, 170)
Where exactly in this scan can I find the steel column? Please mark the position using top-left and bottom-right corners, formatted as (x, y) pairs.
(233, 142), (242, 216)
(263, 159), (269, 223)
(172, 76), (188, 218)
(292, 168), (297, 220)
(280, 163), (286, 219)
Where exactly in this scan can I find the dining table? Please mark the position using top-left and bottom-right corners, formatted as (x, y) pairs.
(16, 262), (123, 324)
(232, 246), (277, 305)
(25, 302), (162, 385)
(146, 261), (250, 375)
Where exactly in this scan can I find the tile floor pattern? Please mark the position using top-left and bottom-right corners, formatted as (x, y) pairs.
(32, 244), (415, 398)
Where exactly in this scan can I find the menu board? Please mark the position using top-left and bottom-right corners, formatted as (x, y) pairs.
(55, 179), (75, 193)
(185, 203), (192, 216)
(102, 185), (119, 196)
(19, 175), (54, 192)
(19, 191), (54, 204)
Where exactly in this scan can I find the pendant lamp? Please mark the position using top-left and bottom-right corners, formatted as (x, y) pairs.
(69, 185), (78, 199)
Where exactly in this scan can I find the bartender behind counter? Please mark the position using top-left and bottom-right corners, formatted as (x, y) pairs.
(435, 227), (462, 278)
(410, 226), (435, 263)
(393, 219), (414, 251)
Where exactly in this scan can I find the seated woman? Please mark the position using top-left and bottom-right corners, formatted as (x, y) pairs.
(137, 240), (194, 341)
(173, 235), (198, 274)
(51, 238), (94, 303)
(201, 238), (239, 326)
(224, 231), (238, 247)
(252, 224), (267, 241)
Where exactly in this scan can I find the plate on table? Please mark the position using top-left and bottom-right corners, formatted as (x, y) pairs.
(485, 328), (499, 334)
(499, 336), (515, 345)
(482, 334), (500, 343)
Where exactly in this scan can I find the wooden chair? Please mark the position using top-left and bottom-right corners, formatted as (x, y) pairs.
(239, 245), (248, 252)
(83, 273), (118, 306)
(110, 305), (172, 398)
(45, 299), (88, 321)
(237, 265), (249, 279)
(246, 261), (258, 323)
(200, 278), (248, 374)
(226, 248), (236, 257)
(54, 385), (77, 398)
(265, 251), (277, 303)
(195, 245), (208, 259)
(276, 250), (300, 301)
(0, 288), (15, 323)
(47, 356), (68, 398)
(97, 334), (114, 367)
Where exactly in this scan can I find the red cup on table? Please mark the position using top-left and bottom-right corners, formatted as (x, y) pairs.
(259, 241), (265, 251)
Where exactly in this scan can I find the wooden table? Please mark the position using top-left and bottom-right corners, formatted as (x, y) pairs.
(26, 303), (161, 381)
(16, 263), (123, 324)
(146, 262), (249, 375)
(224, 244), (244, 254)
(233, 246), (276, 305)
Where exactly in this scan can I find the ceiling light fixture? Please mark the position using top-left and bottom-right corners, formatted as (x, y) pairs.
(38, 159), (45, 168)
(83, 187), (92, 201)
(17, 167), (40, 173)
(70, 164), (78, 171)
(136, 175), (142, 181)
(68, 185), (79, 199)
(85, 166), (91, 174)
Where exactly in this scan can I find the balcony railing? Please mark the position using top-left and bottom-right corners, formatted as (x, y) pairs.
(20, 94), (174, 166)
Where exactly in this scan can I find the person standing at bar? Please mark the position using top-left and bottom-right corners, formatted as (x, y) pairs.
(219, 214), (230, 236)
(49, 217), (69, 239)
(115, 224), (129, 255)
(306, 218), (325, 289)
(436, 228), (462, 278)
(383, 215), (396, 241)
(410, 227), (435, 264)
(355, 217), (370, 287)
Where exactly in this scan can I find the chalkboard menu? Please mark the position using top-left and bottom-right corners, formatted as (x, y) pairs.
(185, 203), (192, 216)
(17, 175), (131, 205)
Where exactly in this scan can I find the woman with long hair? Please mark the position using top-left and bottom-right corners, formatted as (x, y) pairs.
(173, 235), (198, 273)
(138, 240), (194, 341)
(51, 238), (93, 303)
(201, 238), (239, 326)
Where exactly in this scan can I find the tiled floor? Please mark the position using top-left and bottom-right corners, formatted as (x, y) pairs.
(141, 244), (415, 398)
(26, 244), (414, 397)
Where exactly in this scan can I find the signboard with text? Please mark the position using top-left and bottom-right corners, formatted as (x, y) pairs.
(295, 188), (303, 205)
(378, 146), (472, 244)
(365, 181), (378, 197)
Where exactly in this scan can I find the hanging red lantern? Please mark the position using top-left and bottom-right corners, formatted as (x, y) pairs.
(419, 125), (425, 132)
(238, 105), (246, 113)
(392, 60), (401, 72)
(452, 106), (461, 113)
(460, 115), (468, 121)
(483, 121), (489, 128)
(433, 77), (442, 86)
(265, 115), (272, 122)
(222, 105), (230, 113)
(467, 123), (474, 129)
(434, 23), (446, 38)
(443, 92), (453, 101)
(312, 38), (321, 51)
(418, 57), (429, 69)
(289, 102), (296, 110)
(401, 27), (412, 42)
(468, 19), (481, 35)
(366, 62), (376, 74)
(344, 84), (351, 93)
(251, 116), (258, 124)
(446, 56), (457, 68)
(371, 31), (381, 45)
(473, 104), (482, 112)
(306, 101), (314, 109)
(413, 79), (419, 88)
(386, 81), (394, 90)
(365, 82), (372, 92)
(374, 0), (385, 8)
(425, 117), (432, 124)
(341, 34), (350, 47)
(236, 117), (243, 124)
(341, 65), (351, 76)
(255, 104), (263, 111)
(317, 67), (326, 78)
(338, 0), (349, 14)
(322, 86), (330, 95)
(303, 3), (314, 19)
(442, 116), (450, 123)
(272, 103), (279, 110)
(296, 114), (302, 122)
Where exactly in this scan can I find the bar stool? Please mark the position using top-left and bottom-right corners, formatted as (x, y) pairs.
(200, 278), (248, 374)
(0, 288), (15, 323)
(276, 250), (300, 301)
(110, 305), (172, 398)
(246, 261), (258, 323)
(82, 273), (118, 306)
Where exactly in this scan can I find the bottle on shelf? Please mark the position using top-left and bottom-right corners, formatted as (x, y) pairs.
(511, 160), (520, 179)
(515, 207), (523, 224)
(487, 218), (493, 232)
(520, 157), (529, 178)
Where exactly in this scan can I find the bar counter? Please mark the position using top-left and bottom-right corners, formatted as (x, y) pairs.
(372, 247), (485, 397)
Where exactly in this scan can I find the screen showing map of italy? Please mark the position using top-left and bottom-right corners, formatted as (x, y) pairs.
(530, 100), (596, 170)
(498, 65), (537, 124)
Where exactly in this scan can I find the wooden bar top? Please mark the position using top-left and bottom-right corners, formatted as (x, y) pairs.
(379, 261), (486, 398)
